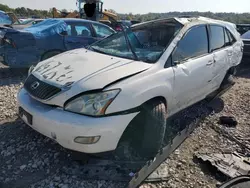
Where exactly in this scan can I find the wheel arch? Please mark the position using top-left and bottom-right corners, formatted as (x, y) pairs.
(115, 95), (168, 149)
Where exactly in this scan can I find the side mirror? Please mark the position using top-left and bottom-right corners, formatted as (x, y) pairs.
(173, 60), (180, 66)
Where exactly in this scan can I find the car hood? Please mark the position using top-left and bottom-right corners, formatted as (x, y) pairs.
(32, 48), (152, 89)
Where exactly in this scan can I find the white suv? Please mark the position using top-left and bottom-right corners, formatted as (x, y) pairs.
(17, 17), (243, 159)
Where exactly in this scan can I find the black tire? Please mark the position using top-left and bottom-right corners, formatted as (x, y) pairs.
(114, 100), (167, 160)
(41, 51), (61, 61)
(220, 74), (234, 89)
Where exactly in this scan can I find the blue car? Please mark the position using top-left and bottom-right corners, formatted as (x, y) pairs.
(0, 18), (115, 68)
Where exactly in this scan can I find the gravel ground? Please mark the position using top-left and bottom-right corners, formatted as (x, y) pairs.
(0, 59), (250, 188)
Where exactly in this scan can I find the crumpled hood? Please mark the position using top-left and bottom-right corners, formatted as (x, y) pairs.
(32, 48), (152, 89)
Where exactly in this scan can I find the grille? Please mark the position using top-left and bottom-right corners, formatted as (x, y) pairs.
(24, 74), (61, 100)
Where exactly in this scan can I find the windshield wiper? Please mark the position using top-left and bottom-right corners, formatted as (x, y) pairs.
(88, 46), (109, 55)
(120, 25), (139, 61)
(105, 14), (139, 61)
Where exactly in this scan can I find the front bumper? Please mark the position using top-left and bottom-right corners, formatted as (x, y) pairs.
(17, 88), (138, 153)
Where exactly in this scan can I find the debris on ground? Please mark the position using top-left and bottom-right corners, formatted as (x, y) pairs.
(218, 116), (238, 127)
(195, 152), (250, 178)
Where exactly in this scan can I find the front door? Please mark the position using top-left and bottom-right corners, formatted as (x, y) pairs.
(170, 25), (214, 112)
(64, 22), (97, 50)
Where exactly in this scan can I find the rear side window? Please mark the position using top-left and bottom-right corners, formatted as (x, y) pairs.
(226, 29), (236, 44)
(172, 25), (208, 63)
(209, 25), (225, 52)
(224, 28), (230, 46)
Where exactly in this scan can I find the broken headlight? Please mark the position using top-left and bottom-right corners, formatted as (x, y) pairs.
(64, 89), (121, 116)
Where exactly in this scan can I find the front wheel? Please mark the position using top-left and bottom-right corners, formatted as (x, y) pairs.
(114, 100), (167, 160)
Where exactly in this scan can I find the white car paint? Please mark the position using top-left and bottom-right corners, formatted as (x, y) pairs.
(17, 17), (244, 154)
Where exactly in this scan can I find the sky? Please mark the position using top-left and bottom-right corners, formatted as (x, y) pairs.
(1, 0), (250, 14)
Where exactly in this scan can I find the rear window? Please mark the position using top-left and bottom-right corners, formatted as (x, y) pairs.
(209, 25), (225, 52)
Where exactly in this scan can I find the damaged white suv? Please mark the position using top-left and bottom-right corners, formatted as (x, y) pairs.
(17, 17), (243, 159)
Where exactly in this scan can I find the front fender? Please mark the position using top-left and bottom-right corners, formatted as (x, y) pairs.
(105, 68), (175, 115)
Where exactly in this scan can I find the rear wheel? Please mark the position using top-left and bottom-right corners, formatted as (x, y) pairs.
(114, 100), (167, 161)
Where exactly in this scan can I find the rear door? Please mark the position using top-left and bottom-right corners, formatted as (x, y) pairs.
(208, 25), (229, 89)
(170, 25), (214, 110)
(64, 21), (97, 50)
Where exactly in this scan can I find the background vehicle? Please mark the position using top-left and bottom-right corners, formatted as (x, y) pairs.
(0, 10), (21, 26)
(241, 30), (250, 57)
(52, 8), (79, 18)
(237, 24), (250, 35)
(0, 18), (115, 68)
(78, 0), (119, 26)
(11, 19), (44, 30)
(114, 20), (141, 31)
(17, 17), (243, 161)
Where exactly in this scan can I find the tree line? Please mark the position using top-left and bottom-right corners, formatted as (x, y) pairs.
(1, 3), (250, 24)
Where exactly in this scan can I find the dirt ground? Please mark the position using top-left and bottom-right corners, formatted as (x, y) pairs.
(0, 59), (249, 188)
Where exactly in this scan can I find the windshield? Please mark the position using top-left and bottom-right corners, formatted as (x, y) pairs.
(90, 22), (182, 63)
(0, 12), (12, 25)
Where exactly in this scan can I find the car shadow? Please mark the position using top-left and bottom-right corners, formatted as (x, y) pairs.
(0, 68), (28, 87)
(164, 97), (224, 144)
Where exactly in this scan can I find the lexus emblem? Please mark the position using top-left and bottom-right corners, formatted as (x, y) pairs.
(30, 81), (40, 90)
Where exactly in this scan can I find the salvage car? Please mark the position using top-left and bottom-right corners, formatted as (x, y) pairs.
(17, 16), (243, 160)
(241, 30), (250, 57)
(12, 19), (45, 30)
(0, 18), (115, 68)
(0, 10), (21, 26)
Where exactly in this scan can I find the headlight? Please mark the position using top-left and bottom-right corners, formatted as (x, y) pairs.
(64, 89), (121, 116)
(28, 65), (35, 76)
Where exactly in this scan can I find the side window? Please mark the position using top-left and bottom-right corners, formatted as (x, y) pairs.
(172, 25), (208, 63)
(67, 23), (92, 37)
(75, 24), (92, 37)
(92, 23), (114, 38)
(224, 28), (230, 46)
(226, 29), (236, 44)
(209, 25), (225, 52)
(66, 25), (72, 36)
